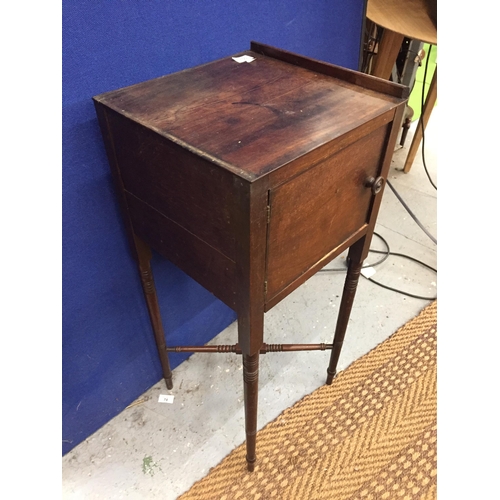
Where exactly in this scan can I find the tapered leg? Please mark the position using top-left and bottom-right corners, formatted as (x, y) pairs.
(134, 236), (174, 390)
(243, 353), (260, 472)
(233, 178), (268, 471)
(326, 245), (364, 385)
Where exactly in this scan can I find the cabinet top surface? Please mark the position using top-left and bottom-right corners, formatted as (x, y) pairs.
(95, 44), (406, 181)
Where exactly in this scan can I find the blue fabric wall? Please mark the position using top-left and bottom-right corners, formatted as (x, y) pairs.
(62, 0), (366, 455)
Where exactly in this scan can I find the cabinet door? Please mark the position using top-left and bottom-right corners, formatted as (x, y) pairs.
(266, 124), (390, 300)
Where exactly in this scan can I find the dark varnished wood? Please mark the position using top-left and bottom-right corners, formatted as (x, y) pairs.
(94, 102), (141, 261)
(93, 42), (408, 472)
(95, 50), (405, 181)
(104, 108), (238, 261)
(134, 236), (174, 390)
(267, 107), (396, 187)
(243, 353), (259, 471)
(326, 238), (365, 385)
(360, 102), (406, 261)
(264, 226), (367, 312)
(250, 41), (409, 99)
(166, 343), (334, 353)
(266, 124), (390, 299)
(233, 178), (269, 356)
(125, 192), (237, 309)
(94, 103), (174, 390)
(233, 178), (268, 468)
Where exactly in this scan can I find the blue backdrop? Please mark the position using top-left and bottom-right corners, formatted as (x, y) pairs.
(62, 0), (366, 455)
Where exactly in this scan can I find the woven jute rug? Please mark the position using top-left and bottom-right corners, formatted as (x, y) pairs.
(179, 301), (437, 500)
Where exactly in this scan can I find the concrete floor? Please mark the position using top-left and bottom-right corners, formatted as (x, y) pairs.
(62, 108), (438, 499)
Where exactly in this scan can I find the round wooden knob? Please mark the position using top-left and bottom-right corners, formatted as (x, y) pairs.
(365, 176), (385, 195)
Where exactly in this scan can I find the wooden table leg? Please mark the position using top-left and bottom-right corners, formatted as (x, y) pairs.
(403, 66), (437, 173)
(134, 235), (174, 390)
(326, 241), (364, 385)
(243, 352), (260, 472)
(371, 28), (404, 79)
(237, 289), (264, 473)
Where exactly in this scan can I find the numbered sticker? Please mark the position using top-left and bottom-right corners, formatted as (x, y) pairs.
(158, 394), (174, 404)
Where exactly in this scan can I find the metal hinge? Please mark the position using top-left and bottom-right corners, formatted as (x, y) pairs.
(264, 280), (268, 295)
(266, 205), (271, 224)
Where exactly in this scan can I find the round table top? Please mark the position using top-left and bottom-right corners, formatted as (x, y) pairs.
(367, 0), (437, 45)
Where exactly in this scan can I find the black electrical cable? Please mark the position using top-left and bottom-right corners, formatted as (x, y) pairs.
(369, 248), (436, 273)
(386, 180), (437, 245)
(332, 39), (437, 299)
(366, 275), (436, 300)
(366, 183), (437, 299)
(318, 232), (437, 301)
(366, 247), (437, 301)
(419, 45), (437, 190)
(317, 232), (390, 273)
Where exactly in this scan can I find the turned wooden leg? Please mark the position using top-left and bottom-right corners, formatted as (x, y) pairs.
(134, 235), (174, 390)
(326, 244), (364, 385)
(243, 352), (259, 472)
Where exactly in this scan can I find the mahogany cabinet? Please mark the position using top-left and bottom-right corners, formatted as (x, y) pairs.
(94, 42), (408, 471)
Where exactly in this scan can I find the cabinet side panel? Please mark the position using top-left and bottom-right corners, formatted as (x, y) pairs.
(126, 193), (237, 310)
(105, 108), (237, 262)
(266, 124), (390, 298)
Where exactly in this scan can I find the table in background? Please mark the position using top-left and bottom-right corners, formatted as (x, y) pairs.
(367, 0), (437, 172)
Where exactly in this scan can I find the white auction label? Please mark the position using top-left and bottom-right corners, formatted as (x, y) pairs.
(158, 394), (175, 404)
(232, 55), (256, 63)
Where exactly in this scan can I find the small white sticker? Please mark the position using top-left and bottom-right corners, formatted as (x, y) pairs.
(361, 267), (376, 279)
(232, 55), (256, 63)
(158, 394), (174, 404)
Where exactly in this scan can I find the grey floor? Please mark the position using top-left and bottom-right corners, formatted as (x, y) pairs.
(62, 108), (438, 499)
